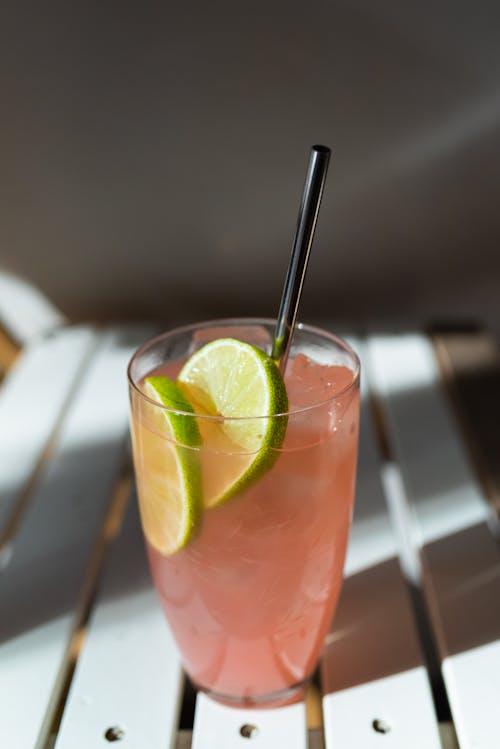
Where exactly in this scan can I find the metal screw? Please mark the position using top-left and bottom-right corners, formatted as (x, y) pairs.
(104, 726), (125, 742)
(240, 723), (259, 739)
(372, 718), (391, 734)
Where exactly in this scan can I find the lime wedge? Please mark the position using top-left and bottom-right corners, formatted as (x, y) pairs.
(134, 376), (202, 555)
(178, 338), (288, 506)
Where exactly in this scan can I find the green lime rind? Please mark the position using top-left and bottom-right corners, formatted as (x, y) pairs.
(212, 416), (288, 507)
(143, 376), (203, 553)
(145, 376), (202, 448)
(206, 344), (288, 507)
(178, 338), (289, 508)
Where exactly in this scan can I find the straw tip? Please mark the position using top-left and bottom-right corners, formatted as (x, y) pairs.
(312, 144), (331, 155)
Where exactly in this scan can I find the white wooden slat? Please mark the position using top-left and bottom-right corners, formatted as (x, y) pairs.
(0, 329), (142, 749)
(192, 693), (306, 749)
(326, 670), (440, 748)
(55, 495), (184, 749)
(322, 340), (441, 748)
(0, 270), (65, 344)
(368, 334), (500, 749)
(0, 327), (96, 547)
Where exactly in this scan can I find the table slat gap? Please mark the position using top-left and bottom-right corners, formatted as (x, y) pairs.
(439, 721), (460, 749)
(305, 682), (323, 730)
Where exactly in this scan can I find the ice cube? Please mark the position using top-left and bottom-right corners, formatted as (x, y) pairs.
(285, 353), (354, 408)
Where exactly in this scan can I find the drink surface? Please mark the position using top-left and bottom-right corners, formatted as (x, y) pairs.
(131, 352), (359, 704)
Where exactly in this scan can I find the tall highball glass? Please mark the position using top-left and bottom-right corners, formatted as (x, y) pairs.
(128, 319), (360, 708)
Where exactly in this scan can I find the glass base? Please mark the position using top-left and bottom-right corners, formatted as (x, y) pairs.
(195, 677), (310, 710)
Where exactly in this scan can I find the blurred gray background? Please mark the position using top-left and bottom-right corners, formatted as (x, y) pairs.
(1, 1), (499, 333)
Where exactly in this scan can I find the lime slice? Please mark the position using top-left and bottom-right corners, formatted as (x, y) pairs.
(178, 338), (288, 506)
(134, 376), (202, 555)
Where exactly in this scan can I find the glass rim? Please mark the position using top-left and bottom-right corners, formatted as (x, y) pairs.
(127, 317), (360, 421)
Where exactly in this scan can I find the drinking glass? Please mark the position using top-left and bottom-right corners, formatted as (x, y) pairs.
(128, 318), (360, 708)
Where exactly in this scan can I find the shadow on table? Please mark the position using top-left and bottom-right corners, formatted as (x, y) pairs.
(323, 354), (500, 702)
(0, 440), (147, 646)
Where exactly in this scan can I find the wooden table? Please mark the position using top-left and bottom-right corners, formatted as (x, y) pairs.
(1, 319), (499, 749)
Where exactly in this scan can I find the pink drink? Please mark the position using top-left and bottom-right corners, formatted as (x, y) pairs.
(128, 321), (360, 707)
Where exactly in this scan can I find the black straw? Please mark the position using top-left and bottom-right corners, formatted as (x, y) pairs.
(271, 145), (331, 372)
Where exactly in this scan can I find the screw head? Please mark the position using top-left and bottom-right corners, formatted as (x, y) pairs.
(104, 726), (125, 742)
(372, 718), (391, 734)
(240, 723), (259, 739)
